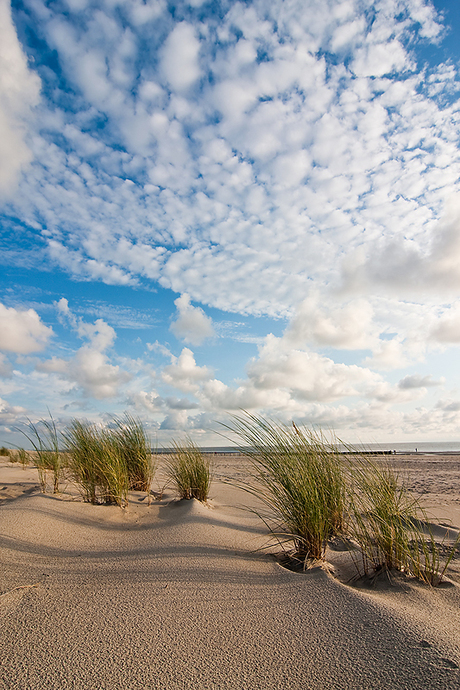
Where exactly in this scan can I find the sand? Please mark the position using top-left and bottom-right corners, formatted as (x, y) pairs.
(0, 454), (459, 690)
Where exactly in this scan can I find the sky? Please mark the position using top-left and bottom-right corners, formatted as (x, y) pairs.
(1, 0), (460, 447)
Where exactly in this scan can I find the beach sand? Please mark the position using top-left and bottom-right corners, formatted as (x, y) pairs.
(0, 454), (459, 689)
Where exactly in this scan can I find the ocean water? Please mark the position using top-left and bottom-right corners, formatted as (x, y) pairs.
(156, 442), (460, 454)
(353, 441), (460, 454)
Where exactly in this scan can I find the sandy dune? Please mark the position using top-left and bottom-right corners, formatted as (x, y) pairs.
(0, 455), (459, 689)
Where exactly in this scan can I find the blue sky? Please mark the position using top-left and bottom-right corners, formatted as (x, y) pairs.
(1, 0), (460, 446)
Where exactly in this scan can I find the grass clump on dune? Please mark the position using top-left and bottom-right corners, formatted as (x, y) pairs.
(223, 412), (346, 562)
(112, 414), (156, 494)
(17, 448), (30, 468)
(348, 457), (460, 585)
(166, 439), (212, 502)
(347, 459), (419, 578)
(224, 412), (459, 583)
(18, 416), (62, 493)
(409, 520), (460, 586)
(64, 419), (128, 507)
(7, 448), (30, 467)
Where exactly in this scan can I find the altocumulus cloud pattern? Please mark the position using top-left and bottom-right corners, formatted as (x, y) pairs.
(1, 0), (460, 445)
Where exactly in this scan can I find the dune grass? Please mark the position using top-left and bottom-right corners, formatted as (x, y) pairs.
(347, 456), (460, 585)
(63, 419), (128, 507)
(166, 439), (211, 502)
(18, 417), (62, 493)
(223, 413), (346, 561)
(224, 412), (459, 583)
(409, 520), (460, 586)
(17, 413), (154, 507)
(8, 408), (459, 584)
(7, 448), (29, 467)
(112, 414), (156, 494)
(0, 446), (10, 457)
(17, 448), (30, 468)
(347, 459), (420, 577)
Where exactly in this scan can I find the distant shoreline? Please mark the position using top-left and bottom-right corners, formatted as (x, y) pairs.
(152, 448), (460, 456)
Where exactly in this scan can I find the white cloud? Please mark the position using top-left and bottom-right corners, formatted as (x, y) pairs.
(398, 374), (444, 389)
(170, 293), (215, 345)
(199, 377), (293, 412)
(37, 345), (131, 400)
(162, 347), (213, 393)
(38, 302), (131, 399)
(160, 22), (201, 92)
(69, 346), (131, 399)
(365, 338), (409, 370)
(159, 409), (191, 430)
(331, 18), (366, 52)
(146, 340), (172, 358)
(246, 334), (381, 403)
(286, 295), (375, 350)
(352, 40), (409, 78)
(3, 0), (460, 442)
(0, 396), (25, 425)
(341, 194), (460, 298)
(76, 318), (116, 352)
(5, 0), (457, 320)
(56, 297), (117, 351)
(430, 307), (460, 343)
(48, 241), (138, 287)
(158, 330), (386, 415)
(0, 354), (12, 377)
(0, 0), (41, 197)
(128, 0), (166, 26)
(0, 303), (53, 354)
(368, 381), (426, 404)
(129, 390), (163, 413)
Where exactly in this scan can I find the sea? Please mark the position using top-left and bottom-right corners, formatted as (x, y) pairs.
(350, 441), (460, 454)
(154, 442), (460, 454)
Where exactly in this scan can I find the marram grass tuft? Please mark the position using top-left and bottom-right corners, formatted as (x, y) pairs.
(222, 412), (346, 561)
(166, 439), (211, 502)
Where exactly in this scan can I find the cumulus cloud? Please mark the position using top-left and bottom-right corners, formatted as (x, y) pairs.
(156, 301), (451, 428)
(129, 390), (163, 414)
(159, 409), (191, 430)
(286, 295), (375, 350)
(160, 22), (201, 91)
(199, 376), (285, 411)
(0, 354), (12, 377)
(365, 338), (410, 370)
(170, 293), (215, 345)
(342, 195), (460, 298)
(398, 374), (444, 389)
(68, 346), (131, 399)
(0, 0), (41, 197)
(430, 308), (460, 343)
(246, 334), (381, 403)
(0, 396), (26, 425)
(0, 303), (53, 354)
(162, 348), (213, 393)
(56, 297), (116, 350)
(38, 301), (131, 399)
(38, 347), (131, 400)
(158, 332), (388, 418)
